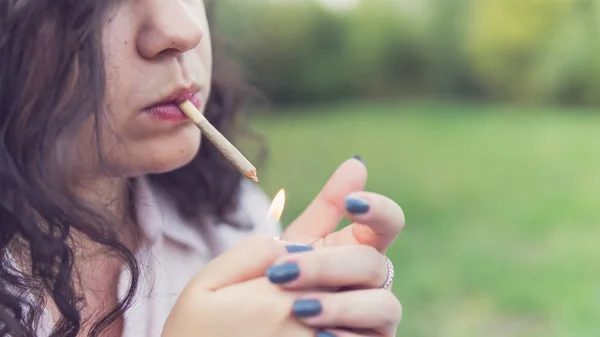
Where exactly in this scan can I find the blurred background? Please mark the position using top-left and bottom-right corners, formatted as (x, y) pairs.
(214, 1), (600, 336)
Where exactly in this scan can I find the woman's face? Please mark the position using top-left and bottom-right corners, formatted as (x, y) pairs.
(75, 0), (211, 179)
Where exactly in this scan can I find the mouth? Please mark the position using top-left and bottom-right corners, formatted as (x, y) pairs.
(142, 87), (202, 122)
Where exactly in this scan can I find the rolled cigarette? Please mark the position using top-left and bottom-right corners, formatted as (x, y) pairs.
(179, 101), (258, 183)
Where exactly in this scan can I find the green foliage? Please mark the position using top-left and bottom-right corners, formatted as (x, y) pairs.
(216, 0), (424, 104)
(215, 0), (600, 107)
(463, 0), (600, 104)
(252, 100), (600, 336)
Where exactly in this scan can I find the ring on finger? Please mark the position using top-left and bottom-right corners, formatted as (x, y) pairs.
(379, 255), (394, 289)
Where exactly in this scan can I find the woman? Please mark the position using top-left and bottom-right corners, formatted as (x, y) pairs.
(0, 1), (405, 337)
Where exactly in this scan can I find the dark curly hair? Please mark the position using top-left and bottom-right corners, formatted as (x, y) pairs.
(0, 1), (261, 336)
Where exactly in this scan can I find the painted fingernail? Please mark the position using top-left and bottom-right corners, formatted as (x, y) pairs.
(352, 154), (366, 165)
(285, 244), (313, 253)
(345, 196), (370, 214)
(266, 262), (300, 284)
(293, 299), (323, 318)
(317, 332), (337, 337)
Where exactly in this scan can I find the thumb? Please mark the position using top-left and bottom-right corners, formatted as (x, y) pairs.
(282, 156), (367, 242)
(192, 236), (296, 291)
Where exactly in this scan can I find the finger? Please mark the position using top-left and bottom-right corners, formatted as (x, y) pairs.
(291, 289), (402, 335)
(282, 156), (367, 243)
(316, 329), (379, 337)
(193, 236), (312, 291)
(332, 191), (405, 253)
(315, 329), (377, 337)
(265, 245), (387, 290)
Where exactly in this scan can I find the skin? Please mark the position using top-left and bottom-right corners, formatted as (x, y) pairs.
(62, 0), (405, 336)
(95, 0), (209, 178)
(164, 158), (405, 337)
(51, 1), (211, 335)
(69, 0), (210, 217)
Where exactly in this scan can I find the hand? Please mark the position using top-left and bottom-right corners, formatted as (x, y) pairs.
(281, 156), (403, 291)
(161, 236), (312, 337)
(277, 156), (404, 334)
(282, 156), (405, 255)
(266, 245), (402, 337)
(161, 236), (401, 337)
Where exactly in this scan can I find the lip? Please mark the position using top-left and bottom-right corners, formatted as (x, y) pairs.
(142, 87), (202, 122)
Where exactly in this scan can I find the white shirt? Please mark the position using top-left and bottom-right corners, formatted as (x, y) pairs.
(36, 176), (281, 336)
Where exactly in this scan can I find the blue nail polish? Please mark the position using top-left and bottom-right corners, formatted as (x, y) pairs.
(345, 196), (370, 214)
(317, 332), (337, 337)
(266, 262), (300, 284)
(286, 245), (313, 253)
(352, 154), (366, 165)
(293, 299), (322, 318)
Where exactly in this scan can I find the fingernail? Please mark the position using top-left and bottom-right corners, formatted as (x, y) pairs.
(286, 244), (313, 253)
(345, 196), (370, 214)
(293, 299), (323, 318)
(352, 154), (366, 165)
(317, 332), (337, 337)
(266, 262), (300, 284)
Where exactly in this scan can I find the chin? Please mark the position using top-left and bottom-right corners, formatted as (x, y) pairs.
(118, 126), (202, 176)
(147, 146), (200, 174)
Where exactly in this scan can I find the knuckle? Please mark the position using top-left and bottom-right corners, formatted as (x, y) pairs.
(381, 291), (403, 324)
(368, 260), (385, 284)
(355, 245), (386, 282)
(356, 244), (380, 258)
(180, 286), (218, 317)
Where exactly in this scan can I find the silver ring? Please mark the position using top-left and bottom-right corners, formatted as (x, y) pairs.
(380, 255), (395, 289)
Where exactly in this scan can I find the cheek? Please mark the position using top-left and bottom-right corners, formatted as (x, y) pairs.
(102, 6), (138, 119)
(197, 33), (213, 83)
(203, 41), (212, 74)
(197, 10), (213, 78)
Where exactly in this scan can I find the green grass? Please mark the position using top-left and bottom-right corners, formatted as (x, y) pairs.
(250, 100), (600, 337)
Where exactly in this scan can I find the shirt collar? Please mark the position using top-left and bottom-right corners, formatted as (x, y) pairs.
(133, 176), (210, 255)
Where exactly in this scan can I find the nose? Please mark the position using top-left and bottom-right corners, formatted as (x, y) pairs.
(137, 1), (204, 59)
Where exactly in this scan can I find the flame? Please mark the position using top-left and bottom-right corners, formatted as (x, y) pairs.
(267, 188), (286, 222)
